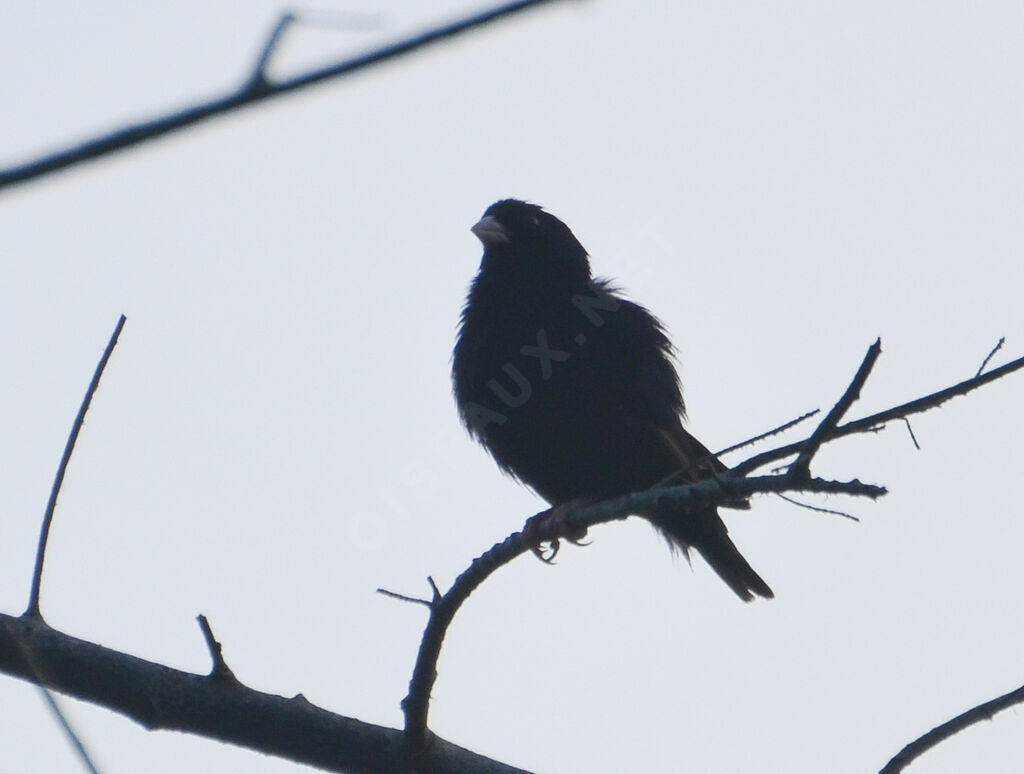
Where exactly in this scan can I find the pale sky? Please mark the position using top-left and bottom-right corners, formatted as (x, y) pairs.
(2, 2), (1023, 772)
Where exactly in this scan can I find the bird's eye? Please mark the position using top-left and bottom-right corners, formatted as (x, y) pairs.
(529, 214), (541, 226)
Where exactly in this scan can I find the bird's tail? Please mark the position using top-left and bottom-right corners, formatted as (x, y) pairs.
(656, 510), (773, 602)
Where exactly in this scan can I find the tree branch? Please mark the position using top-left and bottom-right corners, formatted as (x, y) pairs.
(789, 339), (881, 478)
(402, 339), (1024, 759)
(0, 613), (532, 774)
(27, 314), (126, 619)
(246, 12), (298, 91)
(0, 0), (571, 193)
(711, 408), (820, 460)
(34, 685), (103, 774)
(401, 472), (885, 752)
(9, 334), (1022, 770)
(880, 681), (1024, 774)
(733, 349), (1024, 476)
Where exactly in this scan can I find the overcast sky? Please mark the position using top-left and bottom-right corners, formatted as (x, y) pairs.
(2, 2), (1023, 772)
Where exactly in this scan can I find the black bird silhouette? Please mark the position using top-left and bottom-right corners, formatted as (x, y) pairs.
(452, 199), (772, 601)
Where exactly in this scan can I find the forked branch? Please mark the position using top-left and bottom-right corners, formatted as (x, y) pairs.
(0, 0), (570, 193)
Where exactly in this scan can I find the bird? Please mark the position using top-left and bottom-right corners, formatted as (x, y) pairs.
(452, 199), (772, 601)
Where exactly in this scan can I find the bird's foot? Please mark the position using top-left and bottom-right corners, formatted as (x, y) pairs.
(522, 500), (592, 563)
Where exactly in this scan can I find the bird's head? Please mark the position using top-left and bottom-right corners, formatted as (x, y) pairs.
(471, 199), (591, 285)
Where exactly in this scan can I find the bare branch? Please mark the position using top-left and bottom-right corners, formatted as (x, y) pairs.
(0, 614), (532, 774)
(246, 12), (298, 90)
(901, 418), (921, 450)
(35, 686), (103, 774)
(376, 588), (434, 608)
(714, 409), (820, 459)
(654, 409), (821, 490)
(403, 340), (1024, 752)
(0, 0), (571, 193)
(8, 613), (104, 774)
(733, 350), (1024, 476)
(880, 681), (1024, 774)
(774, 493), (859, 522)
(789, 339), (882, 478)
(400, 472), (885, 753)
(27, 314), (126, 619)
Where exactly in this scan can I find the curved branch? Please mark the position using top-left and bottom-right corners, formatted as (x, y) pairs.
(401, 472), (884, 752)
(27, 314), (126, 618)
(880, 681), (1024, 774)
(0, 0), (570, 193)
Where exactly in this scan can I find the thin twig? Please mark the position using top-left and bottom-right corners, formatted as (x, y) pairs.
(0, 0), (570, 192)
(36, 686), (102, 774)
(775, 493), (859, 522)
(197, 615), (237, 682)
(655, 409), (821, 490)
(714, 409), (821, 458)
(789, 339), (882, 478)
(902, 418), (921, 450)
(26, 315), (126, 619)
(377, 588), (434, 608)
(248, 8), (388, 87)
(247, 12), (297, 89)
(3, 617), (104, 773)
(880, 681), (1024, 774)
(733, 350), (1024, 476)
(976, 336), (1005, 377)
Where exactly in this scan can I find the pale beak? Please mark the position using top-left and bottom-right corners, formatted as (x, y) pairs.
(471, 215), (511, 246)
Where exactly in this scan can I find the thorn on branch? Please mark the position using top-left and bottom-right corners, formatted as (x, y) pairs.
(197, 614), (238, 683)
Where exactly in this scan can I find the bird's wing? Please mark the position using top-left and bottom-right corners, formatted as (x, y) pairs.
(582, 280), (730, 483)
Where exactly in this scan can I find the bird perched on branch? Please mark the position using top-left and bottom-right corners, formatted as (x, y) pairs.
(452, 199), (772, 601)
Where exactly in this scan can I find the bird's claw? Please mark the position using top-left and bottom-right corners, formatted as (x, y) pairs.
(523, 502), (591, 563)
(523, 509), (559, 563)
(531, 537), (560, 563)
